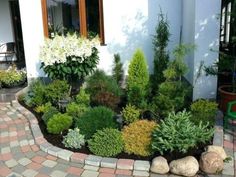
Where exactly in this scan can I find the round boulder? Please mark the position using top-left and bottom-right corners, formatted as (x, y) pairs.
(169, 156), (199, 177)
(200, 152), (223, 174)
(150, 156), (169, 174)
(206, 145), (227, 160)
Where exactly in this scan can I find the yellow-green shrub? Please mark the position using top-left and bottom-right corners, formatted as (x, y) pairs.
(122, 120), (157, 156)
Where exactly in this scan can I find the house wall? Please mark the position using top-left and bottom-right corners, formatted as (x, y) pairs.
(17, 0), (221, 100)
(182, 0), (221, 100)
(100, 0), (183, 74)
(0, 0), (15, 61)
(18, 0), (45, 78)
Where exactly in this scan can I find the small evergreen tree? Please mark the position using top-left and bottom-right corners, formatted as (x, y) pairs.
(127, 49), (149, 108)
(151, 12), (170, 94)
(112, 54), (124, 87)
(152, 44), (194, 117)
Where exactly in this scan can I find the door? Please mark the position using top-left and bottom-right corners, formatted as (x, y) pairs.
(9, 0), (25, 68)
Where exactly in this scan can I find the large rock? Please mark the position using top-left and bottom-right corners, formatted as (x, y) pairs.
(169, 156), (199, 177)
(200, 152), (224, 174)
(206, 145), (227, 160)
(150, 156), (169, 174)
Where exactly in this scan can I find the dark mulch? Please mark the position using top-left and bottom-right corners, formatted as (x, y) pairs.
(19, 100), (211, 162)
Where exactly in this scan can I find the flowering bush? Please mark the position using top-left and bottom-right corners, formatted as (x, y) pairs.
(0, 65), (26, 87)
(40, 33), (100, 81)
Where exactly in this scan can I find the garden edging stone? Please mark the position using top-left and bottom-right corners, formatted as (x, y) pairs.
(12, 87), (227, 176)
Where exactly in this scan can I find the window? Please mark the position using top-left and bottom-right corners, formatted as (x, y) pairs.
(41, 0), (105, 44)
(220, 0), (233, 44)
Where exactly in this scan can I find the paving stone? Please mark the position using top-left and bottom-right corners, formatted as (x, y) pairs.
(42, 160), (57, 168)
(18, 158), (32, 166)
(150, 174), (168, 177)
(22, 169), (38, 177)
(83, 165), (99, 171)
(10, 141), (19, 147)
(38, 166), (53, 174)
(81, 170), (99, 177)
(133, 160), (150, 171)
(50, 170), (67, 177)
(5, 159), (18, 168)
(213, 130), (223, 146)
(7, 172), (23, 177)
(53, 163), (69, 172)
(70, 152), (88, 164)
(101, 158), (118, 168)
(85, 155), (102, 166)
(47, 146), (62, 157)
(224, 133), (234, 142)
(1, 146), (11, 154)
(117, 159), (134, 170)
(39, 142), (52, 152)
(57, 149), (73, 161)
(133, 170), (149, 176)
(19, 140), (28, 146)
(11, 165), (27, 174)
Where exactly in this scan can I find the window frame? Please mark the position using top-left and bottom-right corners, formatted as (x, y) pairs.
(41, 0), (105, 44)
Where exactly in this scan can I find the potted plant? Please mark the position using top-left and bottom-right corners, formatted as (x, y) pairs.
(205, 2), (236, 112)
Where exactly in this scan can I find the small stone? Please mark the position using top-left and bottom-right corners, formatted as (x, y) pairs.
(206, 145), (227, 160)
(199, 152), (224, 174)
(169, 156), (199, 177)
(150, 156), (169, 174)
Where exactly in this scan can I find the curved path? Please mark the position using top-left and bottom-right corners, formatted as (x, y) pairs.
(0, 102), (137, 177)
(0, 101), (235, 177)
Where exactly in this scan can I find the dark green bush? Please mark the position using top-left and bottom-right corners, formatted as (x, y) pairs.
(151, 12), (170, 94)
(88, 128), (124, 157)
(112, 54), (124, 86)
(42, 107), (59, 124)
(127, 49), (149, 108)
(75, 106), (117, 139)
(86, 70), (121, 109)
(190, 99), (218, 126)
(23, 80), (47, 107)
(151, 110), (214, 155)
(45, 80), (70, 105)
(47, 113), (73, 134)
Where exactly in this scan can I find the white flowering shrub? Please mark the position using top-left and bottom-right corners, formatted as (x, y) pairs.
(40, 33), (100, 81)
(62, 128), (85, 149)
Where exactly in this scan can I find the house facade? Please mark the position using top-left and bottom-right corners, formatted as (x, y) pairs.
(0, 0), (221, 100)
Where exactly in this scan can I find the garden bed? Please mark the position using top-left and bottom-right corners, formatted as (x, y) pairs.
(19, 99), (211, 163)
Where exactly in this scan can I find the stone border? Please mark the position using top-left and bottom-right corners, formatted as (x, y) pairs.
(11, 88), (223, 175)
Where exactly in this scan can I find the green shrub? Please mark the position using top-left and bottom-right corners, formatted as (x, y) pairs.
(122, 120), (157, 156)
(75, 88), (90, 106)
(47, 113), (73, 134)
(151, 110), (214, 155)
(86, 70), (121, 109)
(190, 99), (218, 126)
(42, 107), (59, 124)
(127, 49), (149, 108)
(75, 106), (117, 139)
(62, 128), (85, 149)
(112, 54), (124, 86)
(152, 44), (193, 117)
(66, 102), (89, 120)
(88, 128), (123, 157)
(23, 80), (47, 107)
(35, 102), (53, 113)
(45, 80), (70, 105)
(121, 104), (140, 124)
(0, 66), (26, 87)
(151, 12), (170, 94)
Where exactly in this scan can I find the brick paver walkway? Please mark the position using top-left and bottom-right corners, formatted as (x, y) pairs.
(1, 102), (235, 177)
(0, 103), (131, 177)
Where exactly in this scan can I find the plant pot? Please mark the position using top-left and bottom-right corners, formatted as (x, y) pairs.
(218, 85), (236, 112)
